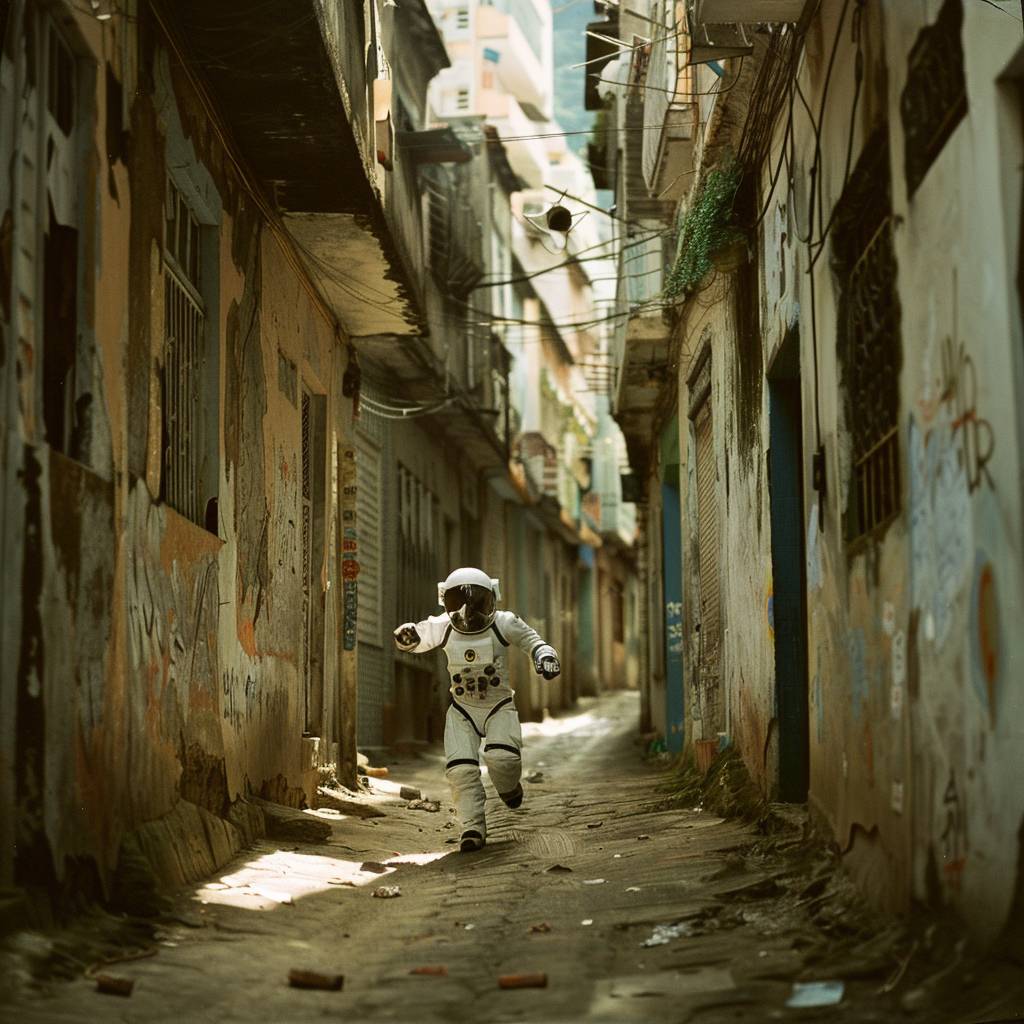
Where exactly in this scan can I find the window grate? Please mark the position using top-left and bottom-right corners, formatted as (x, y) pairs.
(900, 0), (967, 198)
(833, 130), (902, 542)
(301, 389), (313, 728)
(163, 266), (204, 524)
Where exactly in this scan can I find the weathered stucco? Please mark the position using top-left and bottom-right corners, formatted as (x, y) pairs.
(669, 0), (1024, 942)
(1, 5), (355, 895)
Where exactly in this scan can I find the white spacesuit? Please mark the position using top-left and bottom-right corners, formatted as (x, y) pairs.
(394, 567), (560, 852)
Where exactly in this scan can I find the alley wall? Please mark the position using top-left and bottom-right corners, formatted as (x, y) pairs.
(679, 0), (1024, 941)
(0, 4), (355, 893)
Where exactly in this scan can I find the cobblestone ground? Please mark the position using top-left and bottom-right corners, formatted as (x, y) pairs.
(7, 691), (1024, 1023)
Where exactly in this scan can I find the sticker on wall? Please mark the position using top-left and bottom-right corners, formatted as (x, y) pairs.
(891, 630), (906, 721)
(891, 780), (904, 815)
(882, 602), (896, 636)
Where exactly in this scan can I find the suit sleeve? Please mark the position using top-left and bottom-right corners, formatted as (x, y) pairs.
(396, 614), (449, 653)
(497, 611), (556, 660)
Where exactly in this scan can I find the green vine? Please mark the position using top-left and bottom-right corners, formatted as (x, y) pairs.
(663, 160), (743, 299)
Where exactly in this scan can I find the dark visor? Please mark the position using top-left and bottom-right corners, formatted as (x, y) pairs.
(443, 583), (495, 633)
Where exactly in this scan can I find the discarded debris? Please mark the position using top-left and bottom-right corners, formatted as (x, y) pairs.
(94, 974), (134, 997)
(625, 886), (641, 893)
(529, 922), (553, 933)
(785, 980), (844, 1008)
(288, 969), (345, 991)
(464, 924), (476, 931)
(582, 878), (606, 885)
(587, 821), (603, 829)
(364, 766), (389, 779)
(524, 771), (545, 783)
(409, 965), (448, 976)
(498, 972), (548, 989)
(642, 921), (697, 947)
(407, 799), (441, 812)
(372, 885), (402, 899)
(581, 919), (594, 927)
(636, 834), (651, 841)
(545, 864), (573, 874)
(317, 787), (387, 818)
(399, 786), (422, 801)
(252, 798), (333, 843)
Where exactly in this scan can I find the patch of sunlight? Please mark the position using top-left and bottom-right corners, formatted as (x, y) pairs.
(384, 851), (448, 867)
(194, 850), (399, 911)
(522, 711), (614, 739)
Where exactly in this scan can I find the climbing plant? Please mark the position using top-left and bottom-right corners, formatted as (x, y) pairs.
(663, 160), (743, 300)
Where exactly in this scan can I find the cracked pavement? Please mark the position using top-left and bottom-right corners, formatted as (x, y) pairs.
(8, 691), (1023, 1023)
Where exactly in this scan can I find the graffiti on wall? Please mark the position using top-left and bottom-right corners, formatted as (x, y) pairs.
(969, 553), (1003, 728)
(938, 337), (995, 493)
(908, 415), (971, 648)
(940, 769), (968, 892)
(221, 666), (260, 729)
(341, 448), (358, 651)
(665, 600), (684, 657)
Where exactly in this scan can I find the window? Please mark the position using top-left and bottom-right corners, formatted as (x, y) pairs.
(611, 582), (624, 643)
(396, 465), (440, 630)
(162, 177), (215, 527)
(832, 128), (902, 542)
(456, 88), (470, 111)
(900, 0), (967, 198)
(355, 434), (383, 646)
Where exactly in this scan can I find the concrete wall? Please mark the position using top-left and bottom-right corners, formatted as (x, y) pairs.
(672, 0), (1024, 942)
(0, 6), (356, 893)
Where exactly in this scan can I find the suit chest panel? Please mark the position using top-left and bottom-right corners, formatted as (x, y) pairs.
(444, 632), (502, 670)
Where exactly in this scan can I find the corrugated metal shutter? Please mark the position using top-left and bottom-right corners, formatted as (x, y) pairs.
(356, 433), (383, 647)
(693, 397), (721, 702)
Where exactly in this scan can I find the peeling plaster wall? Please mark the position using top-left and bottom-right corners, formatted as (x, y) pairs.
(739, 0), (1024, 939)
(1, 5), (354, 892)
(673, 272), (776, 788)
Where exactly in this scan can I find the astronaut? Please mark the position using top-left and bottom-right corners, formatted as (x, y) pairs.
(393, 567), (560, 852)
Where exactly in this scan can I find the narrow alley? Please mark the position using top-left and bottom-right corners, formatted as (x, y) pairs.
(3, 0), (1024, 1020)
(7, 692), (1022, 1023)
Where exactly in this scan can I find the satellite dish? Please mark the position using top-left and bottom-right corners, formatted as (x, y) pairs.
(524, 202), (589, 254)
(545, 204), (573, 232)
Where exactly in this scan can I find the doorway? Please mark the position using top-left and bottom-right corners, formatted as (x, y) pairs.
(767, 329), (809, 802)
(660, 415), (684, 753)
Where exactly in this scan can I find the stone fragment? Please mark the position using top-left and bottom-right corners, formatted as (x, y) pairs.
(498, 972), (548, 989)
(317, 787), (387, 818)
(95, 974), (134, 997)
(407, 799), (440, 812)
(288, 969), (344, 990)
(372, 885), (402, 898)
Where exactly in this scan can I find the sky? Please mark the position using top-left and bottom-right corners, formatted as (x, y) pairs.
(551, 0), (596, 155)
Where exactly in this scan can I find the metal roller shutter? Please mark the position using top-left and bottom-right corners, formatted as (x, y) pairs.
(356, 434), (383, 647)
(693, 397), (721, 716)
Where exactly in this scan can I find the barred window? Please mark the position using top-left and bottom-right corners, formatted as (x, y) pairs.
(900, 0), (967, 198)
(832, 129), (902, 543)
(162, 177), (211, 527)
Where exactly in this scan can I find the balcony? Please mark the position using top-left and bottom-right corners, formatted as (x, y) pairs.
(687, 0), (810, 62)
(642, 3), (696, 200)
(169, 0), (447, 340)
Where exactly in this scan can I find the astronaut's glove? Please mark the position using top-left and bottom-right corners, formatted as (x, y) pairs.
(393, 623), (420, 651)
(533, 646), (561, 680)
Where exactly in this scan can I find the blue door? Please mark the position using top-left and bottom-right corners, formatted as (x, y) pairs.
(768, 335), (809, 801)
(661, 417), (685, 753)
